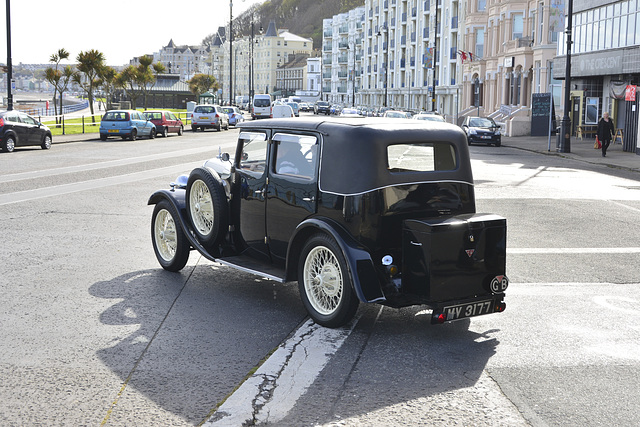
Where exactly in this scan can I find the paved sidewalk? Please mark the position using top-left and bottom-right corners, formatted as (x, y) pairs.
(502, 134), (640, 173)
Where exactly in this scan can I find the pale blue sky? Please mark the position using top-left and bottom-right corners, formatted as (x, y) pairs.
(0, 0), (264, 66)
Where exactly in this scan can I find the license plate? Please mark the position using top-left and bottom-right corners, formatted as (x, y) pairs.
(443, 300), (494, 321)
(481, 135), (491, 139)
(108, 129), (119, 133)
(199, 116), (209, 120)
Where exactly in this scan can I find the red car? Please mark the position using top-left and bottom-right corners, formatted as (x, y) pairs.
(144, 110), (184, 137)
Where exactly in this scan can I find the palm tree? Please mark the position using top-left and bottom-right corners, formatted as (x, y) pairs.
(45, 48), (70, 123)
(136, 55), (166, 110)
(189, 74), (219, 101)
(74, 49), (105, 122)
(97, 66), (117, 111)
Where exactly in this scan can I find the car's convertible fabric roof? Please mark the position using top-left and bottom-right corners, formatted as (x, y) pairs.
(238, 117), (474, 196)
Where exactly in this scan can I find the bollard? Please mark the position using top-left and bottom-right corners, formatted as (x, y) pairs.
(82, 116), (85, 134)
(62, 116), (65, 135)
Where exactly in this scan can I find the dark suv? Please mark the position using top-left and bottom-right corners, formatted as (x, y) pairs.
(148, 118), (508, 328)
(314, 101), (331, 115)
(0, 110), (53, 153)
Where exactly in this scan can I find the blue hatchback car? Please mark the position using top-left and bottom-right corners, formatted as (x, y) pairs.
(99, 110), (157, 141)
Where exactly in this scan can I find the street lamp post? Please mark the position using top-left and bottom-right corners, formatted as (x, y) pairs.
(229, 0), (233, 106)
(557, 0), (574, 153)
(350, 43), (356, 107)
(5, 0), (13, 111)
(378, 25), (389, 108)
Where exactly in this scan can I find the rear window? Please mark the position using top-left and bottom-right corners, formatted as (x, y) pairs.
(145, 112), (163, 120)
(194, 106), (215, 113)
(254, 99), (270, 108)
(387, 142), (457, 172)
(103, 112), (129, 121)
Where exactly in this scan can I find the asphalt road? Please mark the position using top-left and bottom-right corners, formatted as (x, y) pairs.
(0, 120), (639, 426)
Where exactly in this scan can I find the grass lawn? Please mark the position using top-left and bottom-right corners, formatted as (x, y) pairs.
(44, 109), (192, 136)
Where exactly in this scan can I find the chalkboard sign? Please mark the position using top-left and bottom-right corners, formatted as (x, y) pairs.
(531, 93), (556, 136)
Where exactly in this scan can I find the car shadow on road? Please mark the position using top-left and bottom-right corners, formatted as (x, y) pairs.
(279, 304), (510, 426)
(88, 264), (307, 425)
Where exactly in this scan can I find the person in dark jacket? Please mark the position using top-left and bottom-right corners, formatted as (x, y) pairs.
(597, 112), (615, 157)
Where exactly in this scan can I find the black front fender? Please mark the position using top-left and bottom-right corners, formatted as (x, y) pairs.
(286, 218), (386, 304)
(147, 188), (218, 261)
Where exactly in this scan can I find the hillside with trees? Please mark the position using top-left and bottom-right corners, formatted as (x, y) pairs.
(203, 0), (364, 50)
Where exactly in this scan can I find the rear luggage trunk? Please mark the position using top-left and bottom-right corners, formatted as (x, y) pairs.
(402, 213), (507, 302)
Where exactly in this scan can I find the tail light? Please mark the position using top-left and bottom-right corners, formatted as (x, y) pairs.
(0, 118), (4, 127)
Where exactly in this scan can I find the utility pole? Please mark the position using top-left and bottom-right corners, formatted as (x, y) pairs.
(229, 0), (233, 106)
(432, 0), (439, 112)
(557, 0), (574, 153)
(6, 0), (13, 111)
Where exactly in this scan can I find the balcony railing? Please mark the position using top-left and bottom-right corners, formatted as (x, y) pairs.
(517, 36), (533, 48)
(338, 86), (347, 93)
(323, 72), (332, 79)
(339, 25), (349, 34)
(323, 45), (332, 52)
(338, 71), (348, 78)
(323, 86), (331, 92)
(324, 32), (333, 38)
(339, 42), (349, 49)
(323, 58), (332, 65)
(338, 55), (348, 63)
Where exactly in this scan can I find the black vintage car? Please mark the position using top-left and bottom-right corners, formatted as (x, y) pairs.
(148, 117), (508, 328)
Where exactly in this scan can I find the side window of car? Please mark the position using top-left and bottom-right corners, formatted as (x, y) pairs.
(272, 133), (318, 180)
(238, 132), (268, 176)
(21, 115), (37, 125)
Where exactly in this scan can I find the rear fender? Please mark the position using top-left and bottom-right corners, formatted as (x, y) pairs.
(286, 218), (386, 304)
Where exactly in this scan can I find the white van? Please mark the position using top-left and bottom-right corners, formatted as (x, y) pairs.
(252, 94), (272, 120)
(271, 104), (294, 118)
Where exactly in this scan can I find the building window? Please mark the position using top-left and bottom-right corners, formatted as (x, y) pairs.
(477, 0), (486, 12)
(513, 13), (523, 39)
(475, 28), (484, 59)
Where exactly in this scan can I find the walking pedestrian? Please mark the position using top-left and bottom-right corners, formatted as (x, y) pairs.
(597, 112), (615, 157)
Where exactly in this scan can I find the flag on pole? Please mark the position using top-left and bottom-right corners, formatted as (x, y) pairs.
(458, 50), (468, 62)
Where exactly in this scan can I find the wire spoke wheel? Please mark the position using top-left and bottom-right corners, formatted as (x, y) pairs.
(298, 234), (359, 328)
(303, 246), (343, 315)
(151, 200), (189, 272)
(189, 179), (214, 236)
(154, 208), (179, 261)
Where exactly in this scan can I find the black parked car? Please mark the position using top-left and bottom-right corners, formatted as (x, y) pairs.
(0, 110), (53, 153)
(314, 101), (331, 115)
(461, 116), (502, 146)
(148, 118), (508, 328)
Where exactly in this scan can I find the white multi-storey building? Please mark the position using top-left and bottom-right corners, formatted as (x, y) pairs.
(359, 0), (462, 117)
(306, 57), (322, 96)
(321, 7), (366, 105)
(152, 39), (212, 81)
(215, 22), (313, 102)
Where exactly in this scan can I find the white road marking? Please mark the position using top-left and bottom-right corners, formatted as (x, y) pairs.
(507, 248), (640, 254)
(0, 162), (202, 206)
(204, 318), (358, 426)
(0, 146), (218, 183)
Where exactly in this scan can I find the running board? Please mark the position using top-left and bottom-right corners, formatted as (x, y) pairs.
(214, 255), (287, 283)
